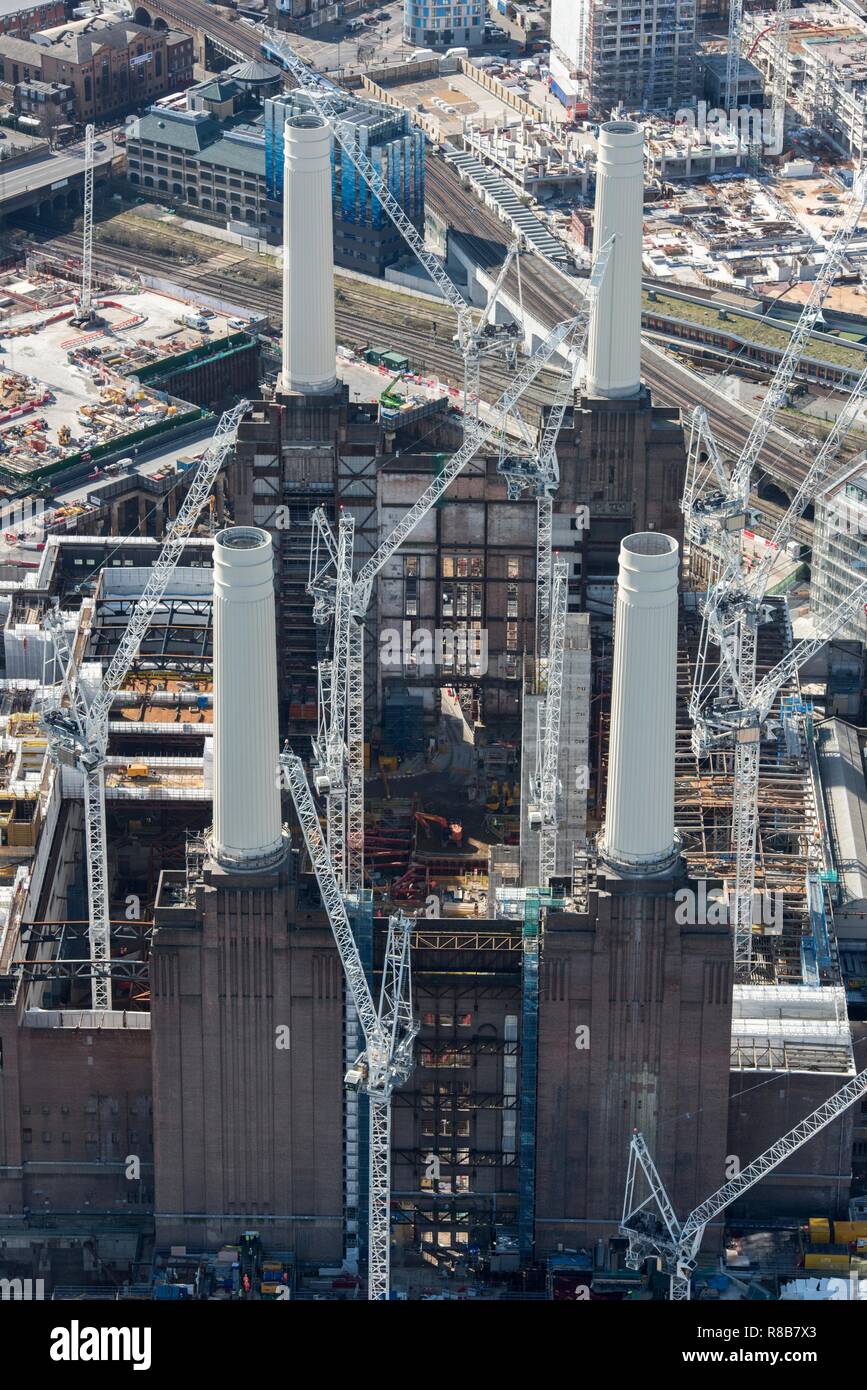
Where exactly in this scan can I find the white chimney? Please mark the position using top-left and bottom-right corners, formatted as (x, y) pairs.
(586, 119), (644, 400)
(211, 527), (284, 871)
(278, 112), (336, 396)
(601, 533), (679, 874)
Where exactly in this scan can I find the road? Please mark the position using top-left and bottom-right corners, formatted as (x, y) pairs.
(0, 132), (119, 205)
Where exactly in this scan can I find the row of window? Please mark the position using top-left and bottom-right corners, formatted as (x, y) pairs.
(405, 555), (522, 581)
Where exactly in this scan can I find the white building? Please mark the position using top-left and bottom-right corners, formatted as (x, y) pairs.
(549, 0), (696, 113)
(403, 0), (483, 49)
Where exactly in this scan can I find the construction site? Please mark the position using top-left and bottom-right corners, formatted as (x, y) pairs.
(0, 19), (865, 1312)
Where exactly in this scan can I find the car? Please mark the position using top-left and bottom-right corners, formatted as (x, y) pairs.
(376, 8), (389, 16)
(0, 132), (6, 140)
(94, 140), (107, 150)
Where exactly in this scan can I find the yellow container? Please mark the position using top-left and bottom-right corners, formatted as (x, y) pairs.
(808, 1218), (831, 1245)
(834, 1222), (867, 1243)
(804, 1253), (849, 1272)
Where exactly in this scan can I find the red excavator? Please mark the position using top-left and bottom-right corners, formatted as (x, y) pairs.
(414, 811), (463, 847)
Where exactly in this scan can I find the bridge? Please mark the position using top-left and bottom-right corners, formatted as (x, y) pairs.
(0, 136), (118, 225)
(129, 0), (261, 71)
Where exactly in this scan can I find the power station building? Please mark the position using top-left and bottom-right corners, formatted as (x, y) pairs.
(0, 118), (863, 1292)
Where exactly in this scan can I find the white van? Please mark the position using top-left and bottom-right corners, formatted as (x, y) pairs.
(410, 47), (435, 61)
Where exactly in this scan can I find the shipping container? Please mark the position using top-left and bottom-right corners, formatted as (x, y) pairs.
(804, 1253), (850, 1272)
(834, 1221), (867, 1243)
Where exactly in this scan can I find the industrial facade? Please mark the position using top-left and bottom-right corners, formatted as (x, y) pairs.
(0, 23), (865, 1309)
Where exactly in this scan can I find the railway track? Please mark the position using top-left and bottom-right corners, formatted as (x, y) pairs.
(25, 227), (832, 509)
(31, 231), (563, 412)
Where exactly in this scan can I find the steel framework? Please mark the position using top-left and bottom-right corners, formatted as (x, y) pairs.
(40, 401), (248, 1008)
(682, 175), (867, 975)
(78, 123), (95, 323)
(281, 749), (416, 1300)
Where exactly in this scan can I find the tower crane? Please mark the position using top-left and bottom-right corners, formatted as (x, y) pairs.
(262, 28), (522, 408)
(724, 0), (790, 146)
(280, 749), (416, 1301)
(621, 1064), (867, 1299)
(40, 402), (249, 1009)
(724, 0), (745, 111)
(307, 311), (590, 893)
(74, 123), (96, 326)
(308, 507), (355, 890)
(527, 557), (568, 886)
(683, 174), (867, 975)
(696, 571), (867, 977)
(769, 0), (792, 156)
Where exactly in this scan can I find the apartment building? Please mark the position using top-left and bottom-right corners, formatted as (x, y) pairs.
(549, 0), (697, 113)
(127, 107), (267, 227)
(127, 82), (426, 277)
(812, 459), (867, 643)
(263, 90), (425, 275)
(744, 5), (867, 159)
(403, 0), (484, 50)
(0, 15), (193, 125)
(0, 0), (65, 38)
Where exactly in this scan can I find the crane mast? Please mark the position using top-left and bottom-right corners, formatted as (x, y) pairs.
(76, 123), (95, 325)
(530, 559), (568, 886)
(281, 749), (416, 1300)
(40, 401), (249, 1009)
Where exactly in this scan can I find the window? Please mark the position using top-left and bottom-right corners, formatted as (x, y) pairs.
(506, 621), (518, 651)
(419, 1046), (471, 1069)
(506, 583), (518, 619)
(441, 586), (454, 619)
